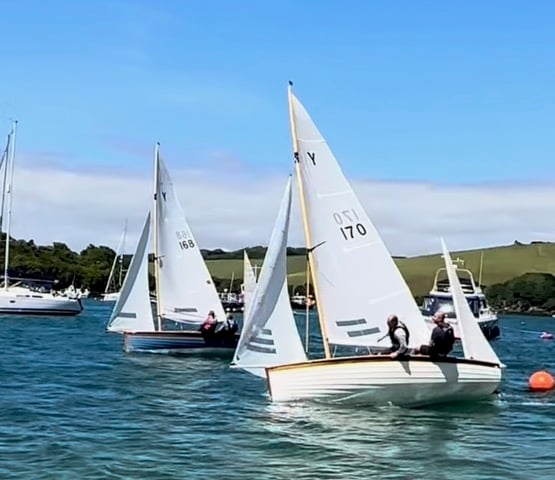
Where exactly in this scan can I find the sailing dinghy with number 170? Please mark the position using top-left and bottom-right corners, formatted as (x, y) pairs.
(255, 84), (503, 407)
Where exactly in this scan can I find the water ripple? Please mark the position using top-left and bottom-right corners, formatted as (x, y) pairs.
(0, 304), (553, 479)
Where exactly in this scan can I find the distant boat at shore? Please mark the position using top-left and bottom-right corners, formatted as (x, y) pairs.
(101, 220), (128, 303)
(0, 122), (82, 316)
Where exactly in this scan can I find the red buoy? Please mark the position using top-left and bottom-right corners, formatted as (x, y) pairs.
(529, 371), (555, 392)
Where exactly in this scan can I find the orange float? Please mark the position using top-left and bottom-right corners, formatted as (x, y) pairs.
(528, 371), (555, 392)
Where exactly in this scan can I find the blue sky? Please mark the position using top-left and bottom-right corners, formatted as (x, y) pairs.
(2, 0), (555, 184)
(2, 1), (555, 254)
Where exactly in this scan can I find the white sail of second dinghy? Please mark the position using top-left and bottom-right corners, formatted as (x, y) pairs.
(243, 250), (257, 318)
(154, 150), (225, 327)
(441, 239), (502, 365)
(107, 213), (155, 332)
(289, 90), (430, 350)
(232, 177), (307, 377)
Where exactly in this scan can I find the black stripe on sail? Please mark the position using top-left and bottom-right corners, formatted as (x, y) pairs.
(246, 344), (276, 354)
(250, 336), (275, 346)
(174, 307), (198, 313)
(119, 312), (137, 318)
(336, 318), (367, 327)
(347, 327), (380, 337)
(261, 328), (272, 335)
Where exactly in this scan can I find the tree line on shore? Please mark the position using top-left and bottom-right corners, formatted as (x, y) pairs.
(1, 236), (554, 314)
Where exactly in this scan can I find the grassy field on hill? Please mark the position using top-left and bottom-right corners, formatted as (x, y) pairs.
(206, 242), (555, 297)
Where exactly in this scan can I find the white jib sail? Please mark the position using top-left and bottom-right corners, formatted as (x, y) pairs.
(232, 177), (307, 377)
(107, 212), (155, 332)
(154, 153), (225, 327)
(440, 238), (501, 364)
(290, 91), (429, 349)
(243, 250), (257, 318)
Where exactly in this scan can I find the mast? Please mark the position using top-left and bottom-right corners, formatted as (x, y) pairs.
(104, 220), (127, 294)
(478, 250), (484, 286)
(153, 143), (162, 330)
(288, 82), (331, 359)
(0, 132), (10, 236)
(3, 121), (16, 291)
(228, 271), (235, 300)
(118, 218), (128, 287)
(304, 257), (311, 354)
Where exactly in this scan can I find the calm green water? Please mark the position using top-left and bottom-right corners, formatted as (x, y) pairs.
(1, 302), (554, 479)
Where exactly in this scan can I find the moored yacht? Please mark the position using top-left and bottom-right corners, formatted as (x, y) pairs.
(0, 279), (83, 316)
(420, 265), (500, 340)
(0, 122), (82, 316)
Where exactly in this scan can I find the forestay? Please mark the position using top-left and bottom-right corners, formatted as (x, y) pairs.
(232, 177), (307, 377)
(154, 153), (225, 326)
(441, 239), (501, 364)
(243, 250), (257, 318)
(107, 213), (155, 332)
(289, 92), (429, 348)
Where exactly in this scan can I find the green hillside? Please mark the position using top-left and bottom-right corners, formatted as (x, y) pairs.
(206, 241), (555, 297)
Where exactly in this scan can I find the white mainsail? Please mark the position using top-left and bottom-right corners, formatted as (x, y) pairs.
(154, 152), (225, 326)
(233, 177), (307, 377)
(107, 213), (155, 332)
(243, 250), (257, 318)
(440, 239), (501, 364)
(289, 91), (429, 349)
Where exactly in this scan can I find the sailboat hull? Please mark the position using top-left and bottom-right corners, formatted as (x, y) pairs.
(123, 330), (239, 356)
(0, 292), (83, 316)
(266, 355), (502, 408)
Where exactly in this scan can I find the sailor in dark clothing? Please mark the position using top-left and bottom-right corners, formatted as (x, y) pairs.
(415, 312), (455, 357)
(225, 314), (238, 334)
(382, 314), (410, 359)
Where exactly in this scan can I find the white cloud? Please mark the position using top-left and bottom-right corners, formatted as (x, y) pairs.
(7, 161), (555, 257)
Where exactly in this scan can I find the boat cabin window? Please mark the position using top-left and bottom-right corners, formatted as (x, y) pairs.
(421, 296), (481, 318)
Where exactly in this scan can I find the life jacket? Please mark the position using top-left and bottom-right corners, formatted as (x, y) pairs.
(202, 317), (216, 331)
(388, 322), (410, 351)
(431, 323), (455, 355)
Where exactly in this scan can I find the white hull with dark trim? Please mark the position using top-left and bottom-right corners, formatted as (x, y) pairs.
(0, 288), (83, 316)
(266, 355), (502, 408)
(123, 330), (238, 356)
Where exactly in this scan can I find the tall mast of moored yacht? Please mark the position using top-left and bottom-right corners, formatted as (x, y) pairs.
(0, 132), (10, 236)
(153, 143), (163, 330)
(288, 83), (331, 359)
(3, 121), (17, 291)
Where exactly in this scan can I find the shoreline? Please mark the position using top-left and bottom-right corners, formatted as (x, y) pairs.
(498, 310), (555, 318)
